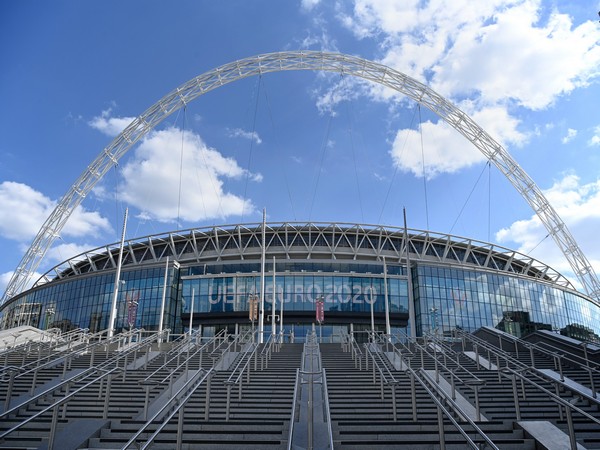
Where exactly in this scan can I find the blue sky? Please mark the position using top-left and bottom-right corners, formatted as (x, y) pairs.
(1, 0), (600, 297)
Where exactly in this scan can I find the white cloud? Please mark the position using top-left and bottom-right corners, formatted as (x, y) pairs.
(228, 128), (262, 145)
(0, 270), (44, 296)
(119, 127), (259, 222)
(0, 181), (111, 242)
(89, 108), (136, 137)
(431, 2), (600, 110)
(496, 173), (600, 289)
(390, 104), (526, 177)
(301, 0), (321, 11)
(331, 0), (600, 176)
(390, 120), (484, 178)
(562, 128), (577, 144)
(589, 125), (600, 147)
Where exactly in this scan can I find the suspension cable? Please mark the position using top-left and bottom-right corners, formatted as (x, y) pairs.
(307, 111), (334, 221)
(418, 105), (430, 230)
(343, 85), (365, 223)
(262, 79), (297, 221)
(241, 75), (262, 221)
(377, 103), (419, 224)
(449, 161), (490, 236)
(176, 105), (186, 229)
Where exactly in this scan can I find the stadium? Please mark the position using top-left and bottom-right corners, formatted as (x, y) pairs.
(1, 221), (600, 343)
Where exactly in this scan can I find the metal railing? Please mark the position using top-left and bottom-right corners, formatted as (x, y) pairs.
(409, 366), (500, 450)
(122, 368), (214, 450)
(287, 331), (334, 450)
(0, 366), (122, 450)
(359, 332), (497, 449)
(0, 330), (164, 430)
(502, 366), (600, 450)
(223, 339), (259, 421)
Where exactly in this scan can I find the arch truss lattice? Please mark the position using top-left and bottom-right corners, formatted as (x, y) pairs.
(3, 51), (599, 304)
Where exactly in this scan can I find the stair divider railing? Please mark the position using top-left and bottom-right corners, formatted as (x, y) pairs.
(0, 365), (123, 450)
(340, 330), (363, 370)
(363, 343), (401, 420)
(209, 328), (255, 368)
(288, 330), (334, 450)
(408, 366), (500, 450)
(0, 327), (77, 366)
(139, 329), (227, 420)
(0, 330), (163, 422)
(502, 366), (600, 450)
(122, 368), (215, 450)
(0, 327), (94, 379)
(457, 330), (600, 421)
(223, 339), (260, 421)
(521, 339), (600, 398)
(258, 333), (275, 370)
(387, 331), (487, 419)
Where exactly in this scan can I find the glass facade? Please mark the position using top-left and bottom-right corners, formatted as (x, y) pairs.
(414, 265), (600, 340)
(180, 272), (409, 315)
(0, 266), (180, 334)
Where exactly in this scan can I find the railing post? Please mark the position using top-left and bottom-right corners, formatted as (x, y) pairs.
(474, 385), (481, 422)
(511, 373), (521, 421)
(205, 372), (212, 420)
(103, 373), (112, 419)
(391, 384), (397, 422)
(410, 371), (417, 422)
(48, 403), (60, 450)
(143, 384), (151, 420)
(555, 384), (564, 421)
(557, 355), (565, 382)
(565, 402), (578, 450)
(225, 384), (232, 421)
(529, 345), (535, 368)
(587, 367), (597, 399)
(4, 369), (16, 411)
(176, 405), (184, 450)
(61, 382), (70, 419)
(437, 404), (446, 450)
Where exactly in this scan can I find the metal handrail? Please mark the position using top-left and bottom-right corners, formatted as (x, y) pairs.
(321, 368), (335, 450)
(209, 328), (253, 364)
(225, 341), (259, 385)
(410, 367), (500, 450)
(142, 330), (225, 383)
(223, 340), (260, 421)
(455, 329), (528, 371)
(527, 339), (600, 377)
(122, 368), (214, 450)
(0, 366), (121, 441)
(1, 330), (163, 421)
(286, 368), (302, 450)
(347, 332), (363, 370)
(0, 365), (96, 419)
(457, 330), (600, 410)
(503, 366), (600, 449)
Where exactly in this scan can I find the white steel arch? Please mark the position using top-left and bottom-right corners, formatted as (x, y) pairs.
(3, 50), (599, 304)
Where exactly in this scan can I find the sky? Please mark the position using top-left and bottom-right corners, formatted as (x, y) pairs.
(1, 0), (600, 298)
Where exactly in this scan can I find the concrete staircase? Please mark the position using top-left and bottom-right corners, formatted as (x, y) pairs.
(2, 327), (600, 449)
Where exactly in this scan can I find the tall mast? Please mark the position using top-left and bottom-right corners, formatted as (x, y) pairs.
(108, 208), (128, 338)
